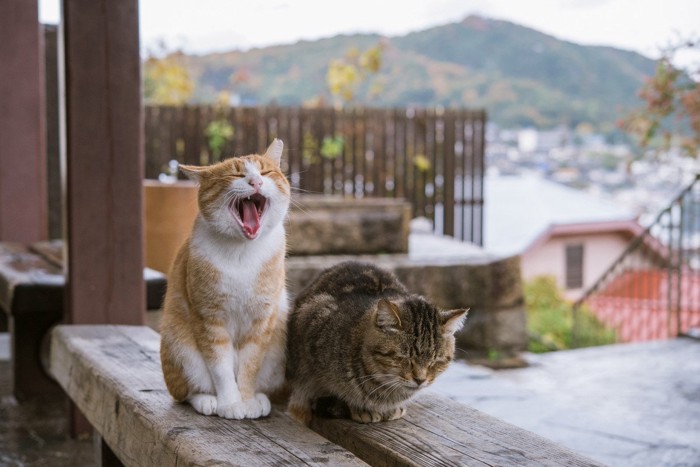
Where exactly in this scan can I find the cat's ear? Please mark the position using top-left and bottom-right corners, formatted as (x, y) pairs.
(440, 308), (469, 335)
(375, 299), (402, 332)
(179, 164), (207, 182)
(264, 138), (284, 166)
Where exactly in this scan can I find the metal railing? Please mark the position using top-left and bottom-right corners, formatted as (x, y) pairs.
(573, 174), (700, 345)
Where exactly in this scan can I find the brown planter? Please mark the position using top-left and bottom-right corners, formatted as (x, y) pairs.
(143, 180), (198, 274)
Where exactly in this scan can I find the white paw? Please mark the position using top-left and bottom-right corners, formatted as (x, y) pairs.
(217, 401), (248, 419)
(386, 406), (406, 421)
(246, 393), (271, 419)
(189, 394), (217, 416)
(351, 408), (382, 423)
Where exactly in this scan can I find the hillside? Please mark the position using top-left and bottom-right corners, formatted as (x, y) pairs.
(182, 15), (656, 131)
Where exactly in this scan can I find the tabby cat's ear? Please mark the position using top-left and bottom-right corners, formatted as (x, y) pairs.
(264, 138), (284, 166)
(440, 308), (468, 335)
(179, 164), (208, 182)
(375, 299), (402, 332)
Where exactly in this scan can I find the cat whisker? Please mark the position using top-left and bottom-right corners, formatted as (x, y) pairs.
(286, 169), (309, 178)
(223, 189), (240, 208)
(354, 373), (398, 389)
(375, 380), (404, 408)
(287, 198), (313, 215)
(355, 373), (396, 381)
(365, 377), (402, 400)
(289, 186), (318, 194)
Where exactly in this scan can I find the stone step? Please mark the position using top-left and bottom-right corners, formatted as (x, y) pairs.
(286, 233), (526, 357)
(287, 195), (411, 256)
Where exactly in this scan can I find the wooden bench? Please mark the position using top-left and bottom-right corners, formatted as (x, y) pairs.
(49, 325), (603, 466)
(0, 241), (166, 400)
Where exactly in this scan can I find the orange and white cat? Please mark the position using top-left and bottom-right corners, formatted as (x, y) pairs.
(160, 139), (290, 419)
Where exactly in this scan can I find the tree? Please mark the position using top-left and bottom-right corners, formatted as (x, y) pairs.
(143, 41), (194, 105)
(622, 37), (700, 157)
(326, 42), (384, 107)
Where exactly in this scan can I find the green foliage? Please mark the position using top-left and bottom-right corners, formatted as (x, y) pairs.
(205, 119), (234, 163)
(302, 132), (319, 164)
(320, 135), (344, 160)
(525, 276), (616, 353)
(622, 37), (700, 157)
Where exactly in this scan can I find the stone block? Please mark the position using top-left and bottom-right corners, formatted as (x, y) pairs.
(393, 255), (523, 310)
(287, 195), (411, 256)
(285, 247), (528, 356)
(457, 306), (528, 356)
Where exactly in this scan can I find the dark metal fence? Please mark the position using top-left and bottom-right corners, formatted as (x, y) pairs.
(144, 105), (486, 244)
(573, 174), (700, 344)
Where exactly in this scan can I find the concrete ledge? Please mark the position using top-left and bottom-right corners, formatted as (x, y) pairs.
(287, 195), (411, 255)
(286, 236), (527, 355)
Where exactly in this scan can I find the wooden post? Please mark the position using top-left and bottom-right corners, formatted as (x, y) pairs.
(61, 0), (145, 436)
(62, 0), (145, 326)
(0, 1), (48, 242)
(60, 0), (146, 437)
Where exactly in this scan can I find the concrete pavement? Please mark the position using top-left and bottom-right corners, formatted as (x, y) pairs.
(431, 337), (700, 466)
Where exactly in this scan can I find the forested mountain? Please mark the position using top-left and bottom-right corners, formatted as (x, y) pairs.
(182, 15), (656, 131)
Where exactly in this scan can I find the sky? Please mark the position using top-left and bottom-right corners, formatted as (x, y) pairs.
(39, 0), (699, 68)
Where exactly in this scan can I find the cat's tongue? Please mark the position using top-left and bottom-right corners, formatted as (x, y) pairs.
(240, 199), (261, 237)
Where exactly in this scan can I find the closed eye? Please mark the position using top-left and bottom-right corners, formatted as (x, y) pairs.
(431, 359), (449, 368)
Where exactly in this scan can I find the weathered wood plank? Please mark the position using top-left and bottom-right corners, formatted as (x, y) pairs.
(0, 243), (64, 399)
(0, 242), (63, 314)
(49, 325), (365, 467)
(310, 393), (603, 467)
(26, 240), (167, 311)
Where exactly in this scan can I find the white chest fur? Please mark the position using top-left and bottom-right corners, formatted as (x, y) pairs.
(190, 218), (285, 338)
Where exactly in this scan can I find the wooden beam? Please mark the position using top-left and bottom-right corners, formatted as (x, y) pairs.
(50, 324), (602, 467)
(311, 395), (602, 466)
(0, 1), (48, 242)
(49, 325), (365, 466)
(62, 0), (145, 325)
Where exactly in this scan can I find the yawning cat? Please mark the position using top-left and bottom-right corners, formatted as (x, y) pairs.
(160, 139), (290, 419)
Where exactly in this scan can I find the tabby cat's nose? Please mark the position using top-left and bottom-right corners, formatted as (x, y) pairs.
(414, 377), (426, 386)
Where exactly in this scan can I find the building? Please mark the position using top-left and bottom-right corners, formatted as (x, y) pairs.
(484, 173), (649, 300)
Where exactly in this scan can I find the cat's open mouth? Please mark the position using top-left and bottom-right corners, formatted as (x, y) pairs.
(230, 193), (268, 239)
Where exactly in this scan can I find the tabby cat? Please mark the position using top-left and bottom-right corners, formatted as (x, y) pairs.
(160, 139), (290, 420)
(286, 261), (467, 425)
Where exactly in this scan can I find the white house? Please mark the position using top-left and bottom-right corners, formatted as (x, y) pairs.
(484, 173), (646, 300)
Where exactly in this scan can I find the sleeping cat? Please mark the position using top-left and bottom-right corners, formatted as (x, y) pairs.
(286, 261), (467, 425)
(160, 139), (290, 420)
